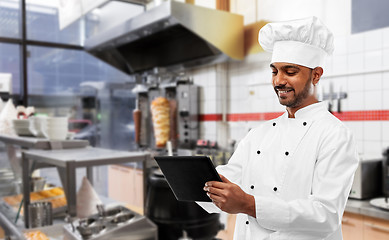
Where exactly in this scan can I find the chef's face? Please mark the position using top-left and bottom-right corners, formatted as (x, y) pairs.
(270, 62), (320, 110)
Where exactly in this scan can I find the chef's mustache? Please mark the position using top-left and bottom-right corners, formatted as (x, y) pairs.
(274, 86), (294, 91)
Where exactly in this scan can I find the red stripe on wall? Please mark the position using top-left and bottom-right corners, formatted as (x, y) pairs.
(332, 110), (389, 121)
(200, 110), (389, 122)
(199, 114), (223, 121)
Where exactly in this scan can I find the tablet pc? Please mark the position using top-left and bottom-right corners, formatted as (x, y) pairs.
(154, 156), (222, 202)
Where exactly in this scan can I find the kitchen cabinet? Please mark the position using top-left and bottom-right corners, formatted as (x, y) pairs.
(363, 216), (389, 240)
(108, 164), (144, 214)
(343, 211), (389, 240)
(342, 212), (364, 240)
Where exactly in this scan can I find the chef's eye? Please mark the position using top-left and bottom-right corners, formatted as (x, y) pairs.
(286, 71), (297, 76)
(271, 70), (277, 75)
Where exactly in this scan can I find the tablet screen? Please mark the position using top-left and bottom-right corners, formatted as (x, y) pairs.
(154, 156), (222, 202)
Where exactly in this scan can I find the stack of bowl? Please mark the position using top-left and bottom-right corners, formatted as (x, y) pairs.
(42, 117), (68, 140)
(13, 119), (33, 136)
(29, 116), (46, 138)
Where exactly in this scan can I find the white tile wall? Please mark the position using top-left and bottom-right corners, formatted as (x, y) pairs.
(364, 29), (383, 51)
(346, 91), (364, 111)
(347, 75), (364, 92)
(347, 53), (363, 73)
(363, 73), (382, 91)
(348, 33), (364, 54)
(382, 122), (389, 142)
(364, 90), (382, 110)
(364, 50), (382, 72)
(364, 141), (384, 157)
(333, 55), (348, 74)
(383, 48), (389, 69)
(382, 89), (389, 109)
(364, 122), (382, 141)
(383, 73), (389, 89)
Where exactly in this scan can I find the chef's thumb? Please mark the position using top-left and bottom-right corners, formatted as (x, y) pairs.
(219, 174), (231, 183)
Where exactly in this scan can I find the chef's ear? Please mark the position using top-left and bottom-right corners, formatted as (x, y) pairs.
(312, 67), (323, 86)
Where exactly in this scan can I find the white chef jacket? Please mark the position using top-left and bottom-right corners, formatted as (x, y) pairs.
(198, 102), (359, 240)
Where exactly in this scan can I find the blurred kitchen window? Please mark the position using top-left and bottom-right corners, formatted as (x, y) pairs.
(0, 43), (20, 94)
(27, 45), (131, 96)
(26, 0), (85, 45)
(0, 0), (20, 38)
(352, 0), (389, 33)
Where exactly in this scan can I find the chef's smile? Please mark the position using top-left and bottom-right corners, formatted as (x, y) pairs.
(276, 88), (294, 98)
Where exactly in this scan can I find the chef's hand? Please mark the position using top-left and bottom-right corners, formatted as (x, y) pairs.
(204, 174), (256, 217)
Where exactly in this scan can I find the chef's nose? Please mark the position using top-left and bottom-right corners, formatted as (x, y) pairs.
(273, 73), (287, 86)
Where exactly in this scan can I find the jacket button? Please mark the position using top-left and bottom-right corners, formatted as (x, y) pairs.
(257, 150), (261, 154)
(273, 122), (276, 126)
(246, 221), (249, 225)
(273, 187), (278, 191)
(285, 151), (289, 156)
(303, 122), (307, 126)
(250, 185), (254, 189)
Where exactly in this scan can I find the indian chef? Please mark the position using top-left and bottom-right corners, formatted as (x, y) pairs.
(198, 16), (359, 240)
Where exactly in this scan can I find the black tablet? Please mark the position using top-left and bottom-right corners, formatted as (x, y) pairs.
(154, 156), (222, 202)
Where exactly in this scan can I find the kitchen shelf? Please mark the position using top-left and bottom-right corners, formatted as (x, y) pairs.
(21, 147), (150, 228)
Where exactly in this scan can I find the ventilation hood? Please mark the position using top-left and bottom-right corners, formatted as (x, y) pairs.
(84, 1), (244, 75)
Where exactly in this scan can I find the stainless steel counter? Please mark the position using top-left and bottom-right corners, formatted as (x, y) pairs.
(22, 148), (151, 228)
(346, 198), (389, 221)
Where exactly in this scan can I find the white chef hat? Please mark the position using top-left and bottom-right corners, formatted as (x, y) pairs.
(258, 16), (334, 69)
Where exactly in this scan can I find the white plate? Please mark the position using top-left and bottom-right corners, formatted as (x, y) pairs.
(369, 197), (389, 211)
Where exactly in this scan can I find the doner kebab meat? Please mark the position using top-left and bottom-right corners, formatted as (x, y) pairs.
(150, 97), (170, 147)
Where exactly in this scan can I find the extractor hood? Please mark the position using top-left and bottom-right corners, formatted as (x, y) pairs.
(84, 1), (244, 75)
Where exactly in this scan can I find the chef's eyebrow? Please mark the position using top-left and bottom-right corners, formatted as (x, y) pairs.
(270, 64), (300, 71)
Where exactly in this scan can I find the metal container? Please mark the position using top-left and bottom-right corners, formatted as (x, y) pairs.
(30, 177), (46, 192)
(28, 202), (53, 228)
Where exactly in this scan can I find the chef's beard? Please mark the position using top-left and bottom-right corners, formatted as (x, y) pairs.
(277, 75), (312, 108)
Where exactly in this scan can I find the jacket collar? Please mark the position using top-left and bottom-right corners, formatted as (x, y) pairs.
(281, 102), (327, 120)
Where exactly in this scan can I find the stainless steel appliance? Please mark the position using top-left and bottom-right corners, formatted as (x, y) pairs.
(134, 79), (199, 149)
(383, 147), (389, 200)
(63, 205), (157, 240)
(85, 1), (243, 74)
(349, 159), (382, 199)
(368, 148), (389, 210)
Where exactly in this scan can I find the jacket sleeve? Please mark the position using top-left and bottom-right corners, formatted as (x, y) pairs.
(255, 125), (359, 238)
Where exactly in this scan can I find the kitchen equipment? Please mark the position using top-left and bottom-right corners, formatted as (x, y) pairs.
(349, 159), (382, 199)
(146, 169), (221, 240)
(133, 102), (142, 145)
(135, 80), (199, 150)
(85, 1), (244, 74)
(30, 177), (46, 192)
(383, 147), (389, 200)
(28, 202), (53, 228)
(369, 148), (389, 210)
(63, 205), (157, 240)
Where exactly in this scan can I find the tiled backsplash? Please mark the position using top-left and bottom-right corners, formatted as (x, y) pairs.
(190, 26), (389, 158)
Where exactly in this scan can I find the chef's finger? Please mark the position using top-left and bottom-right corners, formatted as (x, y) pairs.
(208, 192), (224, 203)
(206, 186), (225, 197)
